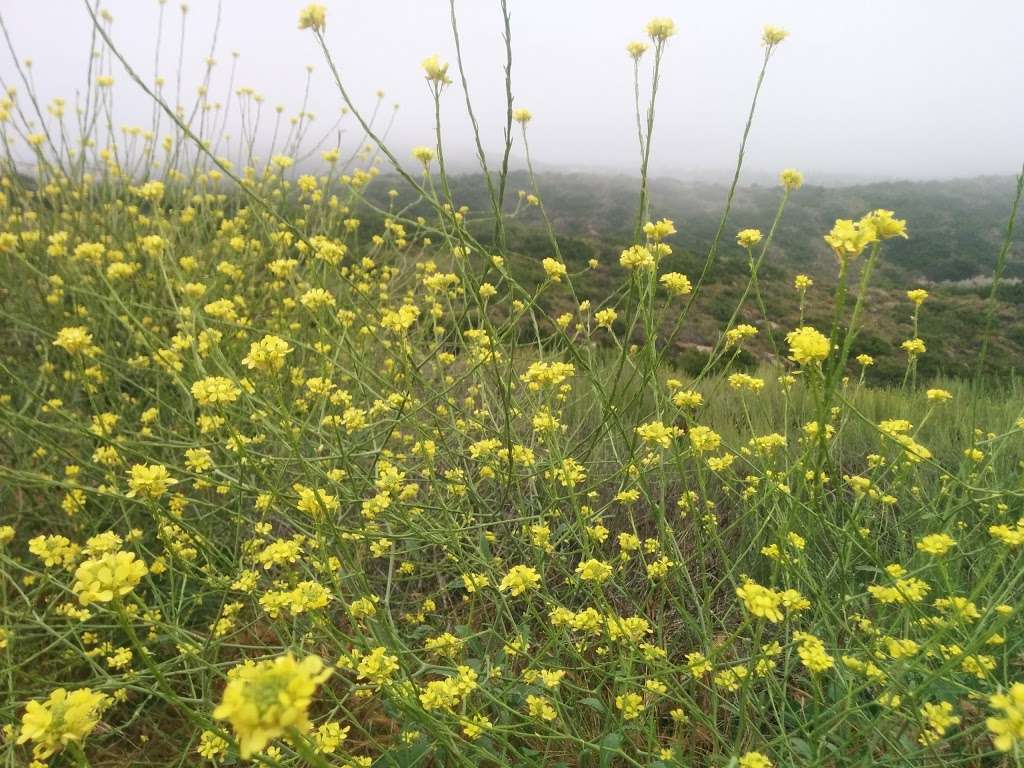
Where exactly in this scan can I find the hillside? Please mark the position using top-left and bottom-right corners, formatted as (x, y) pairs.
(368, 172), (1024, 381)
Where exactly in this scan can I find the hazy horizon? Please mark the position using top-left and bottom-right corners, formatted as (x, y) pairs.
(3, 1), (1023, 184)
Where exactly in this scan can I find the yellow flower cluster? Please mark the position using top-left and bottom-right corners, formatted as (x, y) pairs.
(213, 653), (332, 758)
(241, 334), (293, 373)
(72, 550), (147, 605)
(191, 376), (241, 406)
(786, 326), (830, 365)
(736, 579), (809, 623)
(18, 688), (110, 760)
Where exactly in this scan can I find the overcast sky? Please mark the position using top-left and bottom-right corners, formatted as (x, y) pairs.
(3, 0), (1023, 183)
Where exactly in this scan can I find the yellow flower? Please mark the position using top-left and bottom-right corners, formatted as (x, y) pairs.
(411, 146), (434, 166)
(736, 579), (783, 622)
(421, 54), (451, 85)
(786, 326), (830, 365)
(988, 683), (1024, 752)
(615, 692), (644, 720)
(521, 361), (575, 389)
(17, 688), (109, 760)
(793, 631), (834, 673)
(725, 324), (758, 346)
(926, 388), (952, 403)
(576, 558), (613, 583)
(126, 463), (176, 499)
(595, 308), (618, 330)
(780, 168), (804, 190)
(626, 41), (649, 59)
(29, 534), (79, 568)
(728, 373), (765, 392)
(643, 218), (677, 242)
(191, 376), (241, 406)
(620, 245), (655, 270)
(297, 4), (326, 31)
(990, 520), (1024, 546)
(313, 721), (349, 754)
(824, 218), (877, 260)
(636, 420), (677, 448)
(736, 228), (763, 248)
(901, 338), (926, 357)
(197, 730), (229, 759)
(738, 753), (773, 768)
(461, 713), (491, 740)
(918, 701), (959, 745)
(213, 653), (332, 758)
(862, 209), (908, 240)
(672, 389), (703, 408)
(659, 272), (692, 295)
(242, 334), (292, 372)
(526, 694), (557, 721)
(645, 17), (677, 42)
(906, 288), (929, 305)
(53, 326), (95, 355)
(499, 565), (540, 596)
(762, 25), (789, 45)
(916, 533), (955, 556)
(542, 258), (568, 282)
(512, 108), (532, 124)
(356, 647), (400, 685)
(72, 550), (147, 605)
(689, 425), (721, 453)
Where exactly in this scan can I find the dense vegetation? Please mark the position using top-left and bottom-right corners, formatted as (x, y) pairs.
(1, 5), (1024, 768)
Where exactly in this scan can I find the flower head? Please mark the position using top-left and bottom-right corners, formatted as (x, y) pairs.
(762, 25), (789, 46)
(53, 326), (95, 355)
(643, 218), (676, 242)
(659, 272), (692, 295)
(824, 218), (877, 260)
(499, 564), (540, 596)
(620, 245), (655, 270)
(411, 146), (434, 166)
(736, 228), (763, 248)
(786, 326), (830, 365)
(862, 209), (908, 240)
(917, 533), (955, 556)
(127, 463), (176, 499)
(542, 258), (568, 282)
(298, 4), (326, 31)
(626, 41), (649, 59)
(213, 653), (332, 758)
(646, 17), (677, 42)
(72, 550), (148, 605)
(191, 376), (241, 406)
(780, 168), (804, 190)
(242, 334), (293, 373)
(907, 288), (928, 305)
(18, 688), (110, 760)
(739, 752), (773, 768)
(512, 108), (532, 124)
(901, 338), (926, 357)
(988, 683), (1024, 752)
(421, 54), (451, 85)
(576, 558), (613, 583)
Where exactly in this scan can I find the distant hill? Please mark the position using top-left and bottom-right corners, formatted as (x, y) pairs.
(422, 172), (1023, 284)
(365, 171), (1024, 380)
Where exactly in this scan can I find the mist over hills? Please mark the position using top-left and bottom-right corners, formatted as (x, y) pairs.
(404, 171), (1024, 283)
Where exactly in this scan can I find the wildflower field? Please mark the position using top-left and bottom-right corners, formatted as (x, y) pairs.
(2, 4), (1024, 767)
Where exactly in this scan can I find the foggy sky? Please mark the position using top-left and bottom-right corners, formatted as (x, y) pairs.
(4, 0), (1023, 183)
